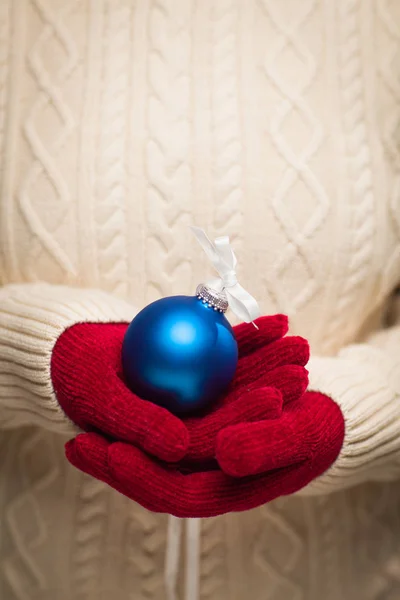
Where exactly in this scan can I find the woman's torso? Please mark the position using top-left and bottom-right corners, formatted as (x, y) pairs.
(0, 0), (400, 598)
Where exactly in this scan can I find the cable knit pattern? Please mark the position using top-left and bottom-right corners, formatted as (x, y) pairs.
(3, 431), (60, 600)
(259, 0), (329, 317)
(71, 476), (110, 599)
(0, 0), (18, 282)
(199, 518), (227, 600)
(325, 0), (376, 348)
(377, 0), (400, 292)
(253, 500), (304, 600)
(145, 0), (193, 302)
(94, 1), (131, 299)
(20, 0), (78, 280)
(1, 1), (400, 599)
(120, 508), (167, 600)
(0, 0), (11, 204)
(211, 0), (243, 242)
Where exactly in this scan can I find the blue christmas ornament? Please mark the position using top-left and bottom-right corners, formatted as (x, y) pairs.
(122, 288), (238, 415)
(122, 227), (260, 415)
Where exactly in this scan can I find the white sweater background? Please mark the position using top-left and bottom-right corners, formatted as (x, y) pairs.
(0, 1), (400, 599)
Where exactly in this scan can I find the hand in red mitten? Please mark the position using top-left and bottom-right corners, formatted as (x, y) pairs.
(52, 316), (309, 465)
(183, 315), (310, 463)
(66, 391), (343, 517)
(63, 316), (312, 517)
(100, 389), (342, 517)
(51, 323), (189, 462)
(216, 390), (345, 500)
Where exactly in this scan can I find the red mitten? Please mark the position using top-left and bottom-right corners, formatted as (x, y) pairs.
(65, 431), (309, 517)
(63, 315), (315, 517)
(52, 316), (309, 466)
(183, 315), (310, 462)
(51, 323), (189, 462)
(216, 390), (345, 491)
(66, 393), (343, 517)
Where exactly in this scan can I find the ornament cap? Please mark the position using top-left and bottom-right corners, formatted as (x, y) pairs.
(196, 284), (228, 313)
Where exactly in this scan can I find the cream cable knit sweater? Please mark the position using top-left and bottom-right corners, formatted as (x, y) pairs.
(0, 1), (400, 598)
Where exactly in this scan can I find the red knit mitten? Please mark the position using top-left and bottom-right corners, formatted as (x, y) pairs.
(63, 316), (318, 517)
(51, 316), (309, 465)
(66, 391), (343, 517)
(183, 315), (310, 462)
(51, 323), (188, 462)
(59, 314), (318, 517)
(216, 390), (345, 482)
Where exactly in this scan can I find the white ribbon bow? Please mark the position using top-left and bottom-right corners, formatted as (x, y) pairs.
(190, 226), (260, 323)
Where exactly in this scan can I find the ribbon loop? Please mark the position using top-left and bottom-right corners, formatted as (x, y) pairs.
(190, 226), (260, 323)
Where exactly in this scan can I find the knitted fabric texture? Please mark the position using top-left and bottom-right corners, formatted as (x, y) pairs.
(1, 0), (400, 597)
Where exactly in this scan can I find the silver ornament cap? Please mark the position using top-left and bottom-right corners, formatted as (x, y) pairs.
(196, 283), (229, 313)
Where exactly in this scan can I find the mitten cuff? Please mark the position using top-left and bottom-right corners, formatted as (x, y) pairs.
(0, 283), (135, 432)
(299, 345), (400, 495)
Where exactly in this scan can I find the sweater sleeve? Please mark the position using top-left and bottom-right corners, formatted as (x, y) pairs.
(301, 320), (400, 495)
(0, 283), (136, 433)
